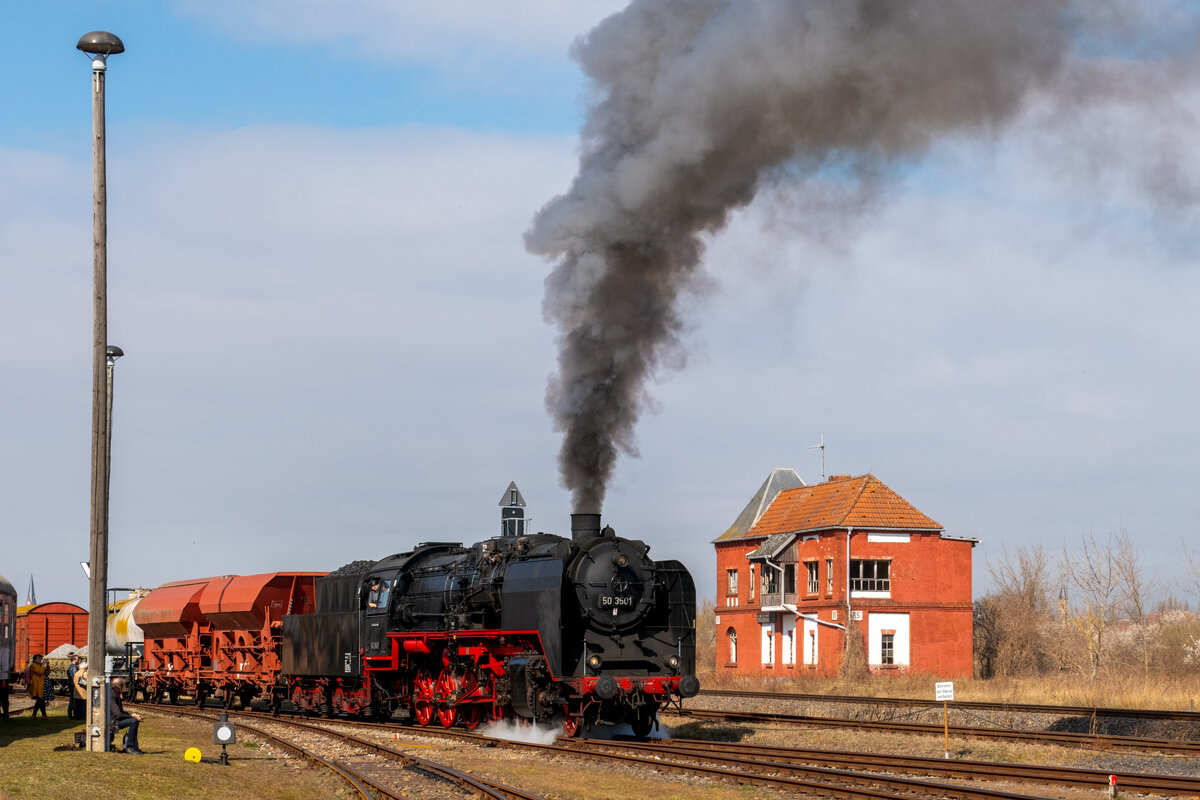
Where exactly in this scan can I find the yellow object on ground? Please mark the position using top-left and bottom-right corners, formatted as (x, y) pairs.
(184, 747), (202, 762)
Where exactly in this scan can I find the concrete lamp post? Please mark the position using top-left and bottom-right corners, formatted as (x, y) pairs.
(77, 30), (124, 754)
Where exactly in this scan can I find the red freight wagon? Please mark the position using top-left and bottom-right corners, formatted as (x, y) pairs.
(15, 602), (87, 673)
(136, 572), (323, 707)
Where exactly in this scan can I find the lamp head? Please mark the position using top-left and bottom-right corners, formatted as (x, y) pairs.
(76, 31), (125, 57)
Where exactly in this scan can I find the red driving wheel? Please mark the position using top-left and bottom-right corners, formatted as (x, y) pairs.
(412, 670), (435, 726)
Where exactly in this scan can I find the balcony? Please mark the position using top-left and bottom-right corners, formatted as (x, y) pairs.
(761, 591), (784, 610)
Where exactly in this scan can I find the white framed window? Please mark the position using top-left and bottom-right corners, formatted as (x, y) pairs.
(727, 627), (737, 664)
(850, 559), (890, 596)
(782, 618), (796, 665)
(826, 558), (833, 595)
(726, 568), (738, 595)
(806, 562), (819, 594)
(867, 612), (910, 667)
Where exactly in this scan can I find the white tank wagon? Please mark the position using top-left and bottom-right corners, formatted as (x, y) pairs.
(107, 590), (149, 681)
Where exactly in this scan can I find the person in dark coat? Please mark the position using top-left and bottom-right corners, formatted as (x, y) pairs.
(66, 654), (83, 720)
(108, 677), (143, 754)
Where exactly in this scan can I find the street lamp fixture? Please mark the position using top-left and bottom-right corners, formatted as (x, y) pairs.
(77, 31), (125, 59)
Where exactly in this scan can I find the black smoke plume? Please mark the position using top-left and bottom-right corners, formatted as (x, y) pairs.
(526, 0), (1197, 513)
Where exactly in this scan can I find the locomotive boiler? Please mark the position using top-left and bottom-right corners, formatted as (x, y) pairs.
(281, 510), (699, 735)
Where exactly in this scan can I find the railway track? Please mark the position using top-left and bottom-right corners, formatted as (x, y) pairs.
(579, 736), (1200, 797)
(148, 705), (1198, 800)
(282, 717), (1068, 800)
(676, 707), (1200, 755)
(146, 705), (548, 800)
(700, 688), (1200, 723)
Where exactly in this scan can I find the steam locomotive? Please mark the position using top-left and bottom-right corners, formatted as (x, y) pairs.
(136, 494), (699, 736)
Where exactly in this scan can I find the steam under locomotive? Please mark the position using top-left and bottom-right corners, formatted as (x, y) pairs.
(135, 495), (699, 737)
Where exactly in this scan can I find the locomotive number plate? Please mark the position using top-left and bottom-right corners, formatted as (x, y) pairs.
(600, 595), (633, 607)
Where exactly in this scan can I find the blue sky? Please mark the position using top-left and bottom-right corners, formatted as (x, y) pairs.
(3, 1), (1200, 616)
(5, 2), (593, 146)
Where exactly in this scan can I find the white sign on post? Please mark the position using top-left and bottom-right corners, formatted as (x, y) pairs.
(935, 681), (954, 702)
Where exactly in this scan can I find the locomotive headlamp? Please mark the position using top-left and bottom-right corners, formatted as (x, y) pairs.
(613, 554), (629, 567)
(587, 654), (603, 669)
(667, 655), (681, 669)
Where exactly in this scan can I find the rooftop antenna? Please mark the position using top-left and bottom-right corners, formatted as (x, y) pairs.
(807, 434), (826, 481)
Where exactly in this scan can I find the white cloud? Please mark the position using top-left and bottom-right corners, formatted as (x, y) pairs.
(6, 19), (1200, 611)
(0, 124), (581, 601)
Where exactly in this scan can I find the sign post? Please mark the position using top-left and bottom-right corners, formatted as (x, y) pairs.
(935, 681), (954, 759)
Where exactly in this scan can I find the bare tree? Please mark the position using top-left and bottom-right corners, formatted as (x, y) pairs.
(974, 545), (1054, 678)
(695, 599), (716, 677)
(1181, 533), (1200, 608)
(1113, 524), (1156, 675)
(1061, 529), (1120, 680)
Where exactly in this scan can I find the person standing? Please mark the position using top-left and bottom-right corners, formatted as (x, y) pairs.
(66, 654), (83, 720)
(74, 660), (89, 720)
(28, 655), (48, 719)
(41, 665), (54, 713)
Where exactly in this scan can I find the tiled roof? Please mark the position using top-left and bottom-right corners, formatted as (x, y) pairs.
(742, 474), (941, 539)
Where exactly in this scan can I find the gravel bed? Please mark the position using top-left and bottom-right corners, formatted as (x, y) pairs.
(224, 717), (475, 799)
(674, 695), (1200, 785)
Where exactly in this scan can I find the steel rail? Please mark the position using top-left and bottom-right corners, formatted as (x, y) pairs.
(144, 701), (1192, 797)
(144, 705), (521, 800)
(146, 706), (381, 799)
(561, 737), (1079, 800)
(220, 711), (546, 800)
(237, 708), (1065, 800)
(582, 736), (1200, 796)
(699, 688), (1200, 723)
(677, 707), (1200, 754)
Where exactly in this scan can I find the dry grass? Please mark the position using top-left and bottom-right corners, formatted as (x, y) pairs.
(0, 703), (355, 800)
(695, 599), (1200, 711)
(696, 662), (1200, 711)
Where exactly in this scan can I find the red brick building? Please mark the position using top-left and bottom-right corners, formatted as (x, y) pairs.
(713, 471), (975, 678)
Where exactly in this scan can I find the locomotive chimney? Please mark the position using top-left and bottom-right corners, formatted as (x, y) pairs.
(571, 512), (602, 541)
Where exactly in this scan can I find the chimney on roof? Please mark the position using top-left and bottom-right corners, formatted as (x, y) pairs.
(828, 474), (851, 481)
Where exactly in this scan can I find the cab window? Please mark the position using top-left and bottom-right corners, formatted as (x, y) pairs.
(367, 578), (392, 610)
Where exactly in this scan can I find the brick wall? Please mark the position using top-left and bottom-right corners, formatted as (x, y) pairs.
(714, 532), (974, 678)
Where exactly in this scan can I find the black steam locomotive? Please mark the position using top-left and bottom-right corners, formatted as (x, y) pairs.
(280, 509), (699, 736)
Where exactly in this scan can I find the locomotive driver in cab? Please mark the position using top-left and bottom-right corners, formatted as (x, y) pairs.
(367, 579), (391, 609)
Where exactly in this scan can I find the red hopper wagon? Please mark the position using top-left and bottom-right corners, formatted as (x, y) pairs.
(135, 572), (323, 706)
